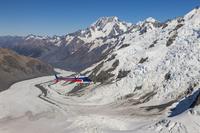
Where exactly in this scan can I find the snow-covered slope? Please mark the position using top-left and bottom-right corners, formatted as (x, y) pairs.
(80, 7), (200, 105)
(0, 69), (199, 133)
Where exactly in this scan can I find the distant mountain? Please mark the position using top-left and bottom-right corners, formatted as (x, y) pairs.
(0, 48), (54, 91)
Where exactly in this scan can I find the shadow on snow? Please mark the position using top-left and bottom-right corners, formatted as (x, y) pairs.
(169, 88), (200, 117)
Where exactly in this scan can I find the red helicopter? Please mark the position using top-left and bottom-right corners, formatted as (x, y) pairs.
(54, 74), (92, 84)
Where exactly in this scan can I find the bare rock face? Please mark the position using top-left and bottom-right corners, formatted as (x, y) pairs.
(0, 48), (54, 91)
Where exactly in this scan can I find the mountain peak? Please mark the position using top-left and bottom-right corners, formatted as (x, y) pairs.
(145, 17), (157, 23)
(136, 17), (158, 25)
(78, 16), (132, 40)
(91, 16), (120, 27)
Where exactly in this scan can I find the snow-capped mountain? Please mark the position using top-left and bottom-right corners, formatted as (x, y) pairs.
(0, 16), (134, 71)
(70, 7), (200, 132)
(82, 7), (200, 103)
(29, 16), (135, 71)
(66, 16), (132, 40)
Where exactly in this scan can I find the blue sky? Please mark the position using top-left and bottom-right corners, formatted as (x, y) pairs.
(0, 0), (199, 36)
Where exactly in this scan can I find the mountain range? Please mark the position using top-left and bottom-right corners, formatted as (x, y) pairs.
(0, 15), (165, 71)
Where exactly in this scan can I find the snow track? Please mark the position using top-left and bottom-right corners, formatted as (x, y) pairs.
(0, 70), (200, 133)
